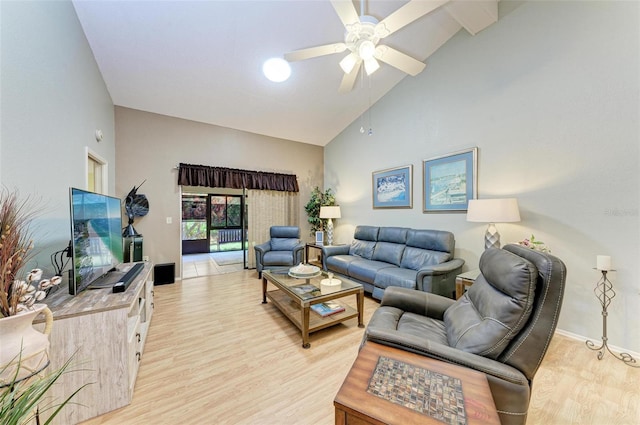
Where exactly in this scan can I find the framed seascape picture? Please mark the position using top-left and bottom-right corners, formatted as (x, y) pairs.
(423, 147), (477, 213)
(315, 231), (324, 245)
(372, 165), (413, 209)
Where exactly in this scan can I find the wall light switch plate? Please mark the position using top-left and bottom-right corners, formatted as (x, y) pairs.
(166, 217), (172, 224)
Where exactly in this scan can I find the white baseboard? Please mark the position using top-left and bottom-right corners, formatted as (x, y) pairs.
(555, 328), (640, 358)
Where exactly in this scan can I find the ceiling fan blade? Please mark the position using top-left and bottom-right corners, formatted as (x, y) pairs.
(330, 0), (360, 28)
(284, 43), (346, 62)
(376, 0), (449, 38)
(338, 60), (361, 93)
(375, 45), (426, 76)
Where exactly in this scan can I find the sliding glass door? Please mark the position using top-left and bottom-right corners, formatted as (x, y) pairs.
(181, 192), (248, 267)
(210, 195), (242, 252)
(181, 194), (209, 254)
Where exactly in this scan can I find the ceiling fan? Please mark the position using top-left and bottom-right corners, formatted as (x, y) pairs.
(284, 0), (447, 93)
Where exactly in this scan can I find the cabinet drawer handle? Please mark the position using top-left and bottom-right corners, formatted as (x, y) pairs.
(136, 352), (141, 361)
(136, 332), (141, 343)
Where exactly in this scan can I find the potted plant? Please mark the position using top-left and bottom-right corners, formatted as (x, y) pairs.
(518, 234), (550, 252)
(0, 189), (61, 385)
(1, 353), (87, 425)
(304, 187), (335, 236)
(0, 188), (83, 424)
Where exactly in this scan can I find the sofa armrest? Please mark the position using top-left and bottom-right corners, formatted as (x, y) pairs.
(322, 244), (350, 257)
(321, 244), (350, 269)
(380, 287), (454, 320)
(417, 258), (465, 277)
(416, 258), (465, 293)
(363, 328), (528, 386)
(293, 242), (305, 264)
(254, 241), (271, 255)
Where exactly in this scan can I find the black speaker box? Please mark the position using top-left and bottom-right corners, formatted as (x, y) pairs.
(154, 263), (175, 285)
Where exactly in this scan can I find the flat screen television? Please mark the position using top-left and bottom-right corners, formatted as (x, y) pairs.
(69, 187), (124, 295)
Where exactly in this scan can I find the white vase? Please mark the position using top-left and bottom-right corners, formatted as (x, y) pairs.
(0, 303), (52, 387)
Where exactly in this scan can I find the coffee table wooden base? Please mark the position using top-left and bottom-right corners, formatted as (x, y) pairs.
(262, 273), (364, 349)
(334, 342), (500, 425)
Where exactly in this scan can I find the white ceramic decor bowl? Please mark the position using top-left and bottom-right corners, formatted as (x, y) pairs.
(320, 278), (342, 294)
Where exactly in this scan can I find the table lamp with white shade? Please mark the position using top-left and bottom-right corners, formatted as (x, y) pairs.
(320, 206), (341, 246)
(466, 198), (521, 249)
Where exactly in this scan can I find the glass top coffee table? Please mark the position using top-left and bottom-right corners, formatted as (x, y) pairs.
(261, 268), (364, 348)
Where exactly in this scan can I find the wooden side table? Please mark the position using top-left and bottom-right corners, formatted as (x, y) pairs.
(334, 342), (500, 425)
(455, 269), (481, 300)
(305, 243), (324, 266)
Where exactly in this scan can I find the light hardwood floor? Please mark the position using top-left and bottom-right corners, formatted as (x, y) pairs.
(81, 271), (639, 425)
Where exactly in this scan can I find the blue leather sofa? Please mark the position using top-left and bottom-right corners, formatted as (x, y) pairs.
(321, 225), (464, 300)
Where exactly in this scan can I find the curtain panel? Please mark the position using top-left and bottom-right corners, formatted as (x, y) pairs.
(247, 189), (299, 269)
(178, 163), (299, 192)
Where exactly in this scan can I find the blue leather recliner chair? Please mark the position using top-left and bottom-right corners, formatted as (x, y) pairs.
(254, 226), (305, 278)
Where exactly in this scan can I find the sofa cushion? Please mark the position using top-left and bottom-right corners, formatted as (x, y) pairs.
(372, 287), (386, 300)
(443, 248), (537, 359)
(406, 229), (454, 256)
(349, 239), (376, 259)
(377, 227), (408, 244)
(374, 267), (417, 290)
(400, 246), (450, 270)
(270, 226), (300, 239)
(348, 259), (394, 284)
(354, 225), (379, 242)
(262, 250), (296, 266)
(372, 242), (405, 266)
(398, 313), (449, 346)
(271, 238), (299, 251)
(367, 306), (449, 346)
(325, 254), (357, 275)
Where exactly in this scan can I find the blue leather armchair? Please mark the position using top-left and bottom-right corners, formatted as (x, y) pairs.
(254, 226), (304, 278)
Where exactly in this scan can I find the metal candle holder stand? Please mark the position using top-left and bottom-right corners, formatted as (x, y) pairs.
(585, 269), (639, 367)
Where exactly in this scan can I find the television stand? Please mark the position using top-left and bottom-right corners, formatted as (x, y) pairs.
(36, 262), (154, 424)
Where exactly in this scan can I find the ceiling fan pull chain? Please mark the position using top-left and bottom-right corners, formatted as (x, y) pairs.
(360, 68), (366, 134)
(368, 75), (373, 136)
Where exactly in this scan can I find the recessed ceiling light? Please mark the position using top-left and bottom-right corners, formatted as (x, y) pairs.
(262, 58), (291, 83)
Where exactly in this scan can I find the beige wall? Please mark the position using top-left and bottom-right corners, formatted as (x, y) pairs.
(114, 107), (323, 277)
(326, 1), (639, 352)
(1, 0), (115, 276)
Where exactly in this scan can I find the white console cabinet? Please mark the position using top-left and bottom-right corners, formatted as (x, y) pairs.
(37, 262), (154, 424)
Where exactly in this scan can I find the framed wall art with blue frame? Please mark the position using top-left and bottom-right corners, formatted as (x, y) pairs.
(372, 165), (413, 209)
(423, 147), (477, 213)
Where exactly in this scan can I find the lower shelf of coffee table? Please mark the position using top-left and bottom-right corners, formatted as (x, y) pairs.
(266, 289), (358, 333)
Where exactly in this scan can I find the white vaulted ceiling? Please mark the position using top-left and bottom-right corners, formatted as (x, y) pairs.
(72, 0), (498, 146)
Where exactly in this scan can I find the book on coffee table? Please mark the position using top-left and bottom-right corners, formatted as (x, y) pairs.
(290, 283), (321, 299)
(311, 301), (345, 317)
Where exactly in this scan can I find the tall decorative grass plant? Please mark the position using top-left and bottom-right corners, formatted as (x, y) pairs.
(0, 354), (88, 425)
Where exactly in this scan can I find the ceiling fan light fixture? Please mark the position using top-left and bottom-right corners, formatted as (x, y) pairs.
(364, 57), (380, 75)
(262, 58), (291, 83)
(358, 40), (376, 61)
(283, 1), (434, 93)
(339, 53), (358, 74)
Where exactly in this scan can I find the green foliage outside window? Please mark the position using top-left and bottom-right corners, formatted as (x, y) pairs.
(182, 221), (207, 240)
